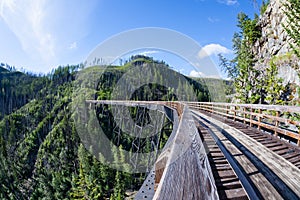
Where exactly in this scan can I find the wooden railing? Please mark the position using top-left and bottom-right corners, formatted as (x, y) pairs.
(153, 103), (218, 199)
(187, 102), (300, 146)
(164, 102), (184, 118)
(86, 100), (219, 199)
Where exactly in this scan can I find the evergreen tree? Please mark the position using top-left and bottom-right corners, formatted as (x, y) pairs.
(220, 12), (261, 103)
(284, 0), (300, 57)
(110, 171), (125, 200)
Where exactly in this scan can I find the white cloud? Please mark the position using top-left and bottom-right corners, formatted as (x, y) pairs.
(69, 42), (77, 50)
(189, 70), (221, 78)
(189, 70), (205, 77)
(0, 0), (55, 62)
(217, 0), (238, 5)
(178, 68), (185, 74)
(139, 50), (158, 56)
(198, 43), (232, 59)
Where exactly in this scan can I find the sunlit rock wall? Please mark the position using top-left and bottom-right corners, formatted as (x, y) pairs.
(252, 0), (300, 103)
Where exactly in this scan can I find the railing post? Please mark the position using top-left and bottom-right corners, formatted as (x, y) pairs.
(234, 106), (236, 122)
(298, 130), (300, 147)
(258, 109), (261, 130)
(250, 108), (253, 127)
(155, 157), (167, 191)
(243, 107), (246, 124)
(226, 105), (229, 116)
(274, 111), (279, 137)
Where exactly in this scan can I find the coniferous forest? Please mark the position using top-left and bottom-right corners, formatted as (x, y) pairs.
(0, 56), (232, 199)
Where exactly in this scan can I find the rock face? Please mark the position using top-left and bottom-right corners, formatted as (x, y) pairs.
(254, 0), (291, 59)
(252, 0), (300, 102)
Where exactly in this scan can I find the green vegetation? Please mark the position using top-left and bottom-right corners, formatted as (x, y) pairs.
(220, 2), (299, 105)
(191, 77), (234, 102)
(260, 0), (270, 15)
(264, 59), (286, 104)
(284, 0), (300, 58)
(0, 65), (48, 119)
(91, 55), (211, 102)
(0, 55), (219, 199)
(219, 12), (262, 103)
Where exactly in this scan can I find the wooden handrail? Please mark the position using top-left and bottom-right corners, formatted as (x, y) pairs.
(187, 102), (300, 146)
(153, 103), (218, 199)
(85, 100), (300, 146)
(86, 100), (219, 199)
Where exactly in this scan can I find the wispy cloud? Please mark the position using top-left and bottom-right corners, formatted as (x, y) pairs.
(0, 0), (16, 14)
(0, 0), (55, 62)
(217, 0), (238, 6)
(208, 17), (220, 23)
(69, 42), (77, 50)
(198, 43), (232, 59)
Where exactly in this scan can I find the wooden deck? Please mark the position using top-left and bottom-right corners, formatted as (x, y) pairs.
(192, 110), (300, 199)
(86, 100), (300, 200)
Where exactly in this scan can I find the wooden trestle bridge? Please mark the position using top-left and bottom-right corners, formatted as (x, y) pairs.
(86, 100), (300, 200)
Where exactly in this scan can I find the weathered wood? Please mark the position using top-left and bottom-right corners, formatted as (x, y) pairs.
(195, 111), (300, 198)
(193, 107), (300, 141)
(153, 106), (219, 200)
(188, 102), (300, 113)
(86, 100), (300, 198)
(274, 111), (279, 137)
(154, 156), (168, 191)
(188, 102), (300, 146)
(194, 114), (283, 200)
(243, 107), (246, 124)
(298, 129), (300, 146)
(250, 108), (253, 127)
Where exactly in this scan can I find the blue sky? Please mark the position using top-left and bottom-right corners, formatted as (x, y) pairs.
(0, 0), (263, 77)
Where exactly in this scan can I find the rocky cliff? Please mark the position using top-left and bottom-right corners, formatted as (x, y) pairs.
(252, 0), (300, 102)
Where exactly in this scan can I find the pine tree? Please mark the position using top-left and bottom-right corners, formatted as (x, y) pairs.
(264, 61), (286, 104)
(284, 0), (300, 57)
(110, 171), (125, 200)
(70, 145), (103, 199)
(220, 12), (262, 103)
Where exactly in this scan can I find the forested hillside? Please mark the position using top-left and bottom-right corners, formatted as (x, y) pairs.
(0, 56), (222, 199)
(0, 66), (48, 119)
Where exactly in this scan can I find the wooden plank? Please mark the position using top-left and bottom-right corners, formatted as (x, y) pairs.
(288, 156), (300, 163)
(257, 138), (272, 142)
(197, 115), (283, 200)
(275, 149), (290, 155)
(282, 152), (299, 159)
(260, 140), (277, 145)
(196, 112), (300, 198)
(269, 146), (288, 152)
(219, 188), (248, 199)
